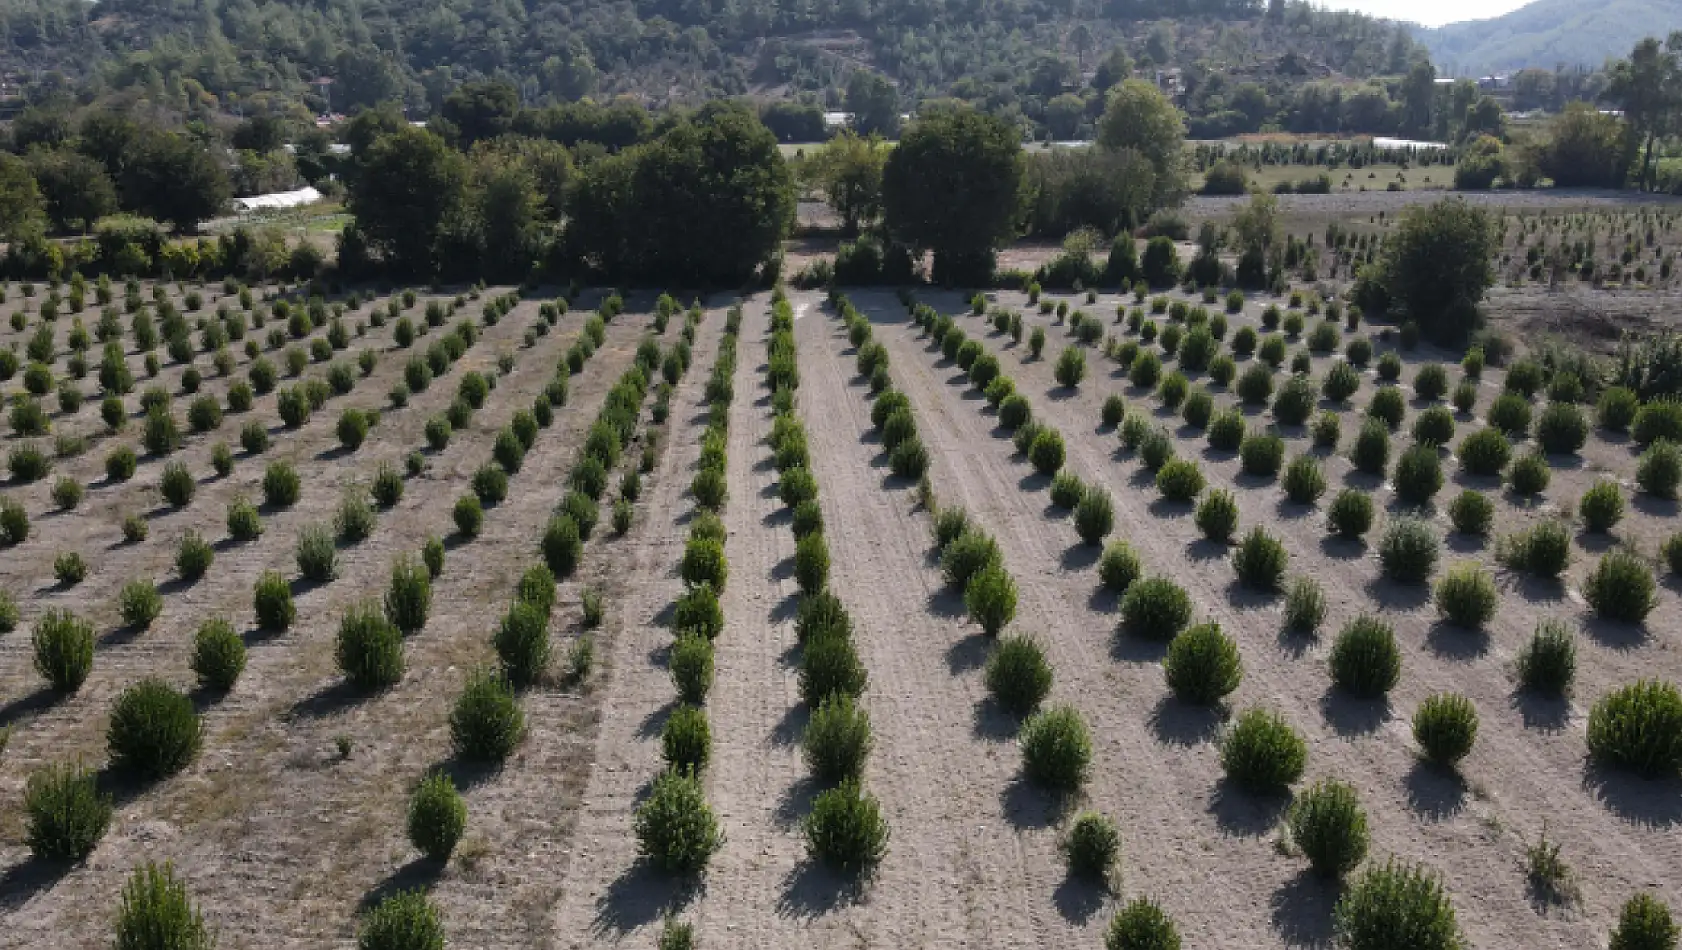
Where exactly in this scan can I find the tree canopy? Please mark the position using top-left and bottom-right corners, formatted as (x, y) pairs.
(882, 107), (1024, 285)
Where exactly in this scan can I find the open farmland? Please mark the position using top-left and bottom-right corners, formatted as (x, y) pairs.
(3, 274), (1682, 950)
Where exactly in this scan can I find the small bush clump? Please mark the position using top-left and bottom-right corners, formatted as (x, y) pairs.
(1164, 622), (1243, 705)
(1019, 705), (1092, 792)
(1221, 708), (1307, 792)
(1334, 859), (1462, 950)
(1583, 550), (1657, 625)
(1289, 779), (1368, 879)
(1413, 693), (1479, 766)
(107, 679), (202, 780)
(1434, 563), (1498, 629)
(1327, 489), (1375, 539)
(1120, 576), (1193, 641)
(1379, 516), (1439, 584)
(1330, 616), (1401, 698)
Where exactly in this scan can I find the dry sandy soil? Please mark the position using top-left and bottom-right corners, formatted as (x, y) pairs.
(6, 273), (1682, 948)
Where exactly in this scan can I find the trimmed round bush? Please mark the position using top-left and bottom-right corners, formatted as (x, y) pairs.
(1434, 563), (1497, 629)
(1335, 859), (1462, 950)
(107, 679), (202, 780)
(1584, 550), (1657, 625)
(1283, 576), (1327, 635)
(1283, 455), (1326, 505)
(1206, 409), (1245, 452)
(1155, 458), (1203, 502)
(1516, 620), (1577, 696)
(634, 768), (723, 874)
(985, 634), (1054, 716)
(1579, 480), (1626, 532)
(1349, 418), (1390, 475)
(804, 779), (889, 871)
(1194, 488), (1239, 542)
(1328, 489), (1375, 539)
(1101, 394), (1126, 428)
(779, 467), (818, 508)
(1487, 392), (1532, 436)
(1020, 705), (1092, 792)
(965, 561), (1018, 636)
(1412, 405), (1456, 447)
(1457, 427), (1512, 478)
(1447, 490), (1494, 535)
(1062, 811), (1121, 882)
(1609, 894), (1678, 950)
(106, 446), (137, 482)
(1312, 411), (1340, 449)
(1240, 433), (1285, 477)
(794, 532), (830, 595)
(1098, 541), (1143, 593)
(670, 632), (715, 705)
(680, 536), (729, 591)
(296, 524), (338, 582)
(453, 494), (484, 538)
(253, 570), (294, 632)
(999, 394), (1032, 429)
(1049, 472), (1085, 510)
(336, 601), (405, 692)
(1393, 444), (1443, 505)
(1028, 427), (1066, 476)
(942, 528), (1001, 590)
(1120, 576), (1193, 641)
(1635, 399), (1682, 446)
(1413, 693), (1478, 766)
(799, 628), (868, 707)
(1231, 526), (1288, 591)
(1589, 680), (1682, 777)
(1074, 489), (1114, 545)
(24, 761), (112, 862)
(1598, 387), (1640, 432)
(1236, 363), (1274, 405)
(1105, 898), (1181, 950)
(1500, 520), (1572, 579)
(1139, 429), (1175, 470)
(1164, 622), (1242, 705)
(449, 668), (524, 763)
(673, 583), (724, 640)
(1289, 779), (1368, 879)
(159, 461), (195, 508)
(1638, 441), (1682, 498)
(263, 460), (301, 507)
(1221, 708), (1307, 792)
(118, 578), (163, 629)
(1380, 516), (1440, 584)
(1414, 363), (1449, 401)
(33, 608), (94, 692)
(1508, 450), (1551, 496)
(191, 618), (246, 693)
(803, 692), (872, 783)
(1367, 386), (1405, 431)
(1330, 616), (1402, 698)
(359, 890), (444, 950)
(1536, 401), (1588, 454)
(661, 704), (712, 774)
(407, 773), (466, 862)
(55, 551), (88, 586)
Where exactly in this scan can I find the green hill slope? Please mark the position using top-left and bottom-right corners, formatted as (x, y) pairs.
(1415, 0), (1680, 75)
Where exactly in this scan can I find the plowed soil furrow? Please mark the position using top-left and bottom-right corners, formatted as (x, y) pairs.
(885, 290), (1682, 949)
(0, 308), (651, 949)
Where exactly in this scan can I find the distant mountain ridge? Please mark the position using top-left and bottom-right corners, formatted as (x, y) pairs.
(1414, 0), (1682, 75)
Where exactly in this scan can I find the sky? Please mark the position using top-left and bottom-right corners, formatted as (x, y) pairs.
(1315, 0), (1536, 27)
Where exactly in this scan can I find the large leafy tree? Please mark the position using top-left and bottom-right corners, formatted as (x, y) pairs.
(882, 107), (1023, 285)
(346, 126), (470, 276)
(1376, 198), (1496, 345)
(441, 81), (521, 148)
(119, 132), (231, 234)
(1096, 79), (1188, 205)
(1607, 34), (1682, 191)
(27, 149), (117, 233)
(846, 72), (900, 138)
(801, 131), (887, 237)
(0, 153), (46, 243)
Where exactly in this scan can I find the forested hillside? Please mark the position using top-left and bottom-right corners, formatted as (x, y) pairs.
(1415, 0), (1682, 76)
(0, 0), (1421, 130)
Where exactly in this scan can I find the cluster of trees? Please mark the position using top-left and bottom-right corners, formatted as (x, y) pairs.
(1180, 65), (1504, 140)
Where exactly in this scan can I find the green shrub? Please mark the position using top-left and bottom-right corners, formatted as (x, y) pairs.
(1282, 455), (1326, 505)
(1164, 621), (1242, 704)
(253, 570), (294, 631)
(1367, 386), (1405, 430)
(240, 420), (269, 454)
(1335, 859), (1462, 950)
(191, 618), (245, 693)
(1584, 550), (1657, 624)
(1330, 616), (1401, 698)
(1380, 516), (1439, 584)
(1412, 405), (1456, 446)
(1129, 350), (1161, 388)
(24, 761), (111, 861)
(450, 668), (524, 763)
(1098, 541), (1143, 593)
(1499, 520), (1572, 578)
(33, 608), (94, 693)
(1327, 489), (1375, 540)
(1120, 576), (1193, 641)
(1020, 705), (1091, 792)
(794, 532), (830, 595)
(670, 632), (715, 704)
(634, 768), (723, 874)
(1598, 386), (1640, 432)
(1609, 894), (1678, 950)
(1155, 458), (1203, 502)
(336, 601), (405, 692)
(1049, 471), (1085, 509)
(1074, 489), (1114, 545)
(680, 536), (729, 591)
(159, 460), (195, 508)
(804, 779), (889, 872)
(407, 773), (466, 862)
(942, 528), (1001, 590)
(1430, 562), (1496, 630)
(1508, 450), (1551, 495)
(1221, 707), (1306, 791)
(1101, 394), (1126, 428)
(1487, 392), (1532, 436)
(1283, 577), (1327, 635)
(0, 588), (17, 633)
(1288, 778), (1368, 879)
(1236, 363), (1274, 405)
(54, 551), (88, 586)
(999, 393), (1032, 429)
(1139, 429), (1175, 469)
(779, 467), (818, 508)
(453, 494), (484, 537)
(1324, 362), (1361, 402)
(1413, 693), (1478, 766)
(1105, 898), (1180, 950)
(1578, 480), (1625, 533)
(965, 561), (1017, 636)
(1231, 526), (1288, 591)
(1638, 441), (1682, 498)
(296, 523), (338, 581)
(118, 578), (163, 629)
(1028, 427), (1066, 476)
(804, 692), (872, 783)
(105, 445), (138, 482)
(358, 891), (444, 950)
(1272, 375), (1316, 426)
(1239, 433), (1285, 477)
(336, 492), (377, 545)
(1446, 490), (1493, 536)
(799, 629), (868, 707)
(1536, 401), (1588, 454)
(107, 679), (201, 780)
(1413, 363), (1449, 401)
(984, 634), (1054, 716)
(662, 704), (712, 773)
(1054, 346), (1087, 387)
(263, 460), (301, 507)
(1181, 389), (1213, 429)
(1635, 398), (1682, 446)
(471, 464), (508, 505)
(1349, 418), (1390, 474)
(1062, 811), (1121, 883)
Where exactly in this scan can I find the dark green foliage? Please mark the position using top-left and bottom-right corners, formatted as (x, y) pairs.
(1155, 458), (1203, 502)
(1584, 550), (1657, 625)
(450, 669), (525, 764)
(1433, 563), (1497, 630)
(1579, 480), (1625, 532)
(1412, 405), (1456, 446)
(1289, 779), (1369, 880)
(803, 692), (872, 784)
(1284, 577), (1327, 635)
(1073, 488), (1114, 545)
(1598, 387), (1640, 432)
(1349, 417), (1390, 474)
(1413, 693), (1478, 766)
(1508, 450), (1551, 495)
(118, 578), (163, 629)
(1457, 427), (1511, 477)
(1098, 541), (1143, 593)
(358, 890), (444, 950)
(263, 460), (301, 507)
(799, 629), (868, 707)
(33, 608), (94, 693)
(1120, 576), (1192, 641)
(1236, 363), (1274, 405)
(1221, 708), (1307, 792)
(1367, 386), (1405, 431)
(662, 704), (712, 774)
(1380, 516), (1439, 584)
(1272, 375), (1316, 426)
(803, 779), (889, 872)
(1207, 408), (1245, 451)
(1515, 620), (1576, 696)
(1635, 399), (1682, 446)
(1105, 898), (1181, 950)
(1393, 443), (1444, 505)
(673, 583), (724, 641)
(680, 536), (729, 591)
(1049, 471), (1086, 509)
(1334, 859), (1463, 950)
(1638, 441), (1682, 498)
(407, 773), (466, 862)
(385, 555), (432, 635)
(159, 460), (195, 508)
(942, 528), (1001, 590)
(296, 524), (338, 582)
(1609, 894), (1678, 950)
(1062, 811), (1121, 883)
(965, 561), (1017, 636)
(337, 602), (405, 692)
(107, 679), (202, 780)
(471, 463), (508, 505)
(670, 632), (715, 705)
(1330, 616), (1402, 698)
(253, 570), (294, 631)
(1282, 454), (1326, 505)
(794, 532), (830, 595)
(105, 445), (138, 482)
(1231, 526), (1288, 591)
(453, 494), (484, 537)
(1239, 433), (1285, 477)
(634, 769), (723, 875)
(1487, 392), (1532, 437)
(1536, 401), (1588, 454)
(1020, 705), (1091, 792)
(1164, 621), (1243, 705)
(1028, 427), (1066, 476)
(191, 618), (245, 693)
(24, 761), (111, 862)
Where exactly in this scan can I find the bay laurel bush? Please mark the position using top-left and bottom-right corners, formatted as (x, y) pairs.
(253, 570), (294, 632)
(1367, 386), (1405, 431)
(1379, 516), (1440, 584)
(335, 602), (404, 692)
(159, 461), (195, 508)
(1349, 418), (1390, 475)
(449, 668), (525, 764)
(794, 532), (830, 595)
(191, 618), (245, 693)
(263, 460), (301, 507)
(1029, 427), (1067, 476)
(1120, 576), (1193, 641)
(965, 561), (1017, 636)
(803, 692), (872, 784)
(1288, 779), (1369, 879)
(1447, 490), (1494, 535)
(1313, 411), (1341, 449)
(1283, 455), (1327, 505)
(385, 555), (432, 635)
(1516, 620), (1577, 696)
(942, 528), (1001, 590)
(634, 769), (723, 875)
(1220, 708), (1307, 792)
(359, 890), (444, 950)
(296, 523), (338, 582)
(25, 761), (111, 861)
(1284, 577), (1327, 635)
(1155, 458), (1204, 502)
(680, 537), (729, 591)
(1232, 526), (1288, 591)
(1434, 563), (1498, 630)
(1413, 405), (1456, 446)
(1536, 402), (1588, 454)
(1204, 409), (1243, 452)
(1164, 622), (1243, 705)
(1393, 444), (1444, 505)
(1062, 811), (1121, 883)
(407, 773), (466, 862)
(1488, 392), (1533, 436)
(1098, 541), (1143, 593)
(1579, 480), (1625, 532)
(1239, 433), (1285, 477)
(33, 608), (94, 692)
(1598, 387), (1640, 432)
(114, 862), (214, 950)
(1074, 489), (1114, 545)
(985, 634), (1054, 716)
(1139, 429), (1175, 470)
(1412, 693), (1478, 766)
(541, 513), (583, 574)
(1584, 550), (1657, 625)
(107, 679), (202, 780)
(796, 591), (852, 644)
(1638, 441), (1682, 498)
(1020, 705), (1092, 792)
(661, 704), (712, 774)
(1609, 894), (1679, 950)
(799, 629), (868, 707)
(1498, 520), (1572, 579)
(1105, 898), (1181, 950)
(804, 779), (889, 872)
(118, 578), (163, 630)
(1334, 859), (1462, 950)
(1049, 472), (1086, 509)
(1330, 616), (1402, 698)
(1508, 450), (1551, 496)
(670, 633), (715, 705)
